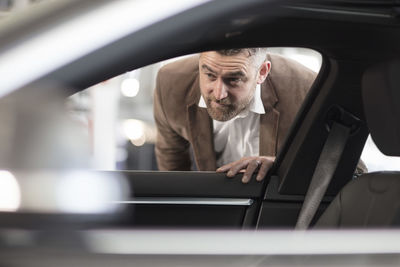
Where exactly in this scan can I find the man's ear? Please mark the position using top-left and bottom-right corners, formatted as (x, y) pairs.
(256, 61), (271, 84)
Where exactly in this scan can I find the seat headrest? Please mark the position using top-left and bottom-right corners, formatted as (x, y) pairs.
(362, 60), (400, 156)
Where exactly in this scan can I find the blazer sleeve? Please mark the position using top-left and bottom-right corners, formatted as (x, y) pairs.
(153, 67), (192, 171)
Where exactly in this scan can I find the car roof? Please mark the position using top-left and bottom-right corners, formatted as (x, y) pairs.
(0, 0), (210, 97)
(1, 0), (399, 95)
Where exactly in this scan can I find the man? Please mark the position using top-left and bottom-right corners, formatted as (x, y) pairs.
(153, 48), (316, 183)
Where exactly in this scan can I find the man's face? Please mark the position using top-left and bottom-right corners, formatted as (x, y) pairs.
(199, 51), (269, 121)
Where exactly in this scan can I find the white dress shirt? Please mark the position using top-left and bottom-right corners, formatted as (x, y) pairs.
(199, 85), (265, 167)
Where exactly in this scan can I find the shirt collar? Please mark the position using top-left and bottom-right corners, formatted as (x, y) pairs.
(249, 84), (266, 114)
(198, 84), (265, 116)
(198, 94), (207, 108)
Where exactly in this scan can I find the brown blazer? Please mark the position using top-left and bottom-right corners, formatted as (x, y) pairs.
(154, 53), (317, 171)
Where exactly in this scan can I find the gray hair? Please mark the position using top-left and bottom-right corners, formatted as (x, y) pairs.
(216, 48), (268, 67)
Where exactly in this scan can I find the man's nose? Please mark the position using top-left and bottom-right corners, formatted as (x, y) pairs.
(213, 79), (228, 100)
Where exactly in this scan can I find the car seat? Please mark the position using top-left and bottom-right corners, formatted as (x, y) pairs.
(315, 59), (400, 228)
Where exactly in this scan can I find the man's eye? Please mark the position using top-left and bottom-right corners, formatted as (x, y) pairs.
(227, 77), (241, 84)
(206, 73), (216, 79)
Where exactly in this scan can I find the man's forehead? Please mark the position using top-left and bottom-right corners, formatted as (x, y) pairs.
(199, 51), (253, 73)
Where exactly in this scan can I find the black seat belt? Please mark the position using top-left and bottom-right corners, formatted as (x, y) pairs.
(295, 121), (351, 230)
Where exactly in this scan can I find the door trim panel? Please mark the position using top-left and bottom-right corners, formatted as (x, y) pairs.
(113, 198), (254, 206)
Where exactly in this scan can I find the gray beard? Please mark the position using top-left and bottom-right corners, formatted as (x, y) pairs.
(205, 94), (253, 121)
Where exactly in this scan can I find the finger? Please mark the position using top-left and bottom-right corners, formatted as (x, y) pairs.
(216, 161), (244, 178)
(242, 159), (260, 183)
(256, 159), (273, 181)
(227, 159), (251, 177)
(216, 163), (239, 178)
(216, 162), (235, 173)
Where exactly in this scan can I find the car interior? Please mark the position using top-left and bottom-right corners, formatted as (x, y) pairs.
(2, 0), (400, 234)
(315, 59), (400, 228)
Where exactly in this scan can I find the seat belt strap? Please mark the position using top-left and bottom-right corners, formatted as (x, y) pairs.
(295, 122), (351, 230)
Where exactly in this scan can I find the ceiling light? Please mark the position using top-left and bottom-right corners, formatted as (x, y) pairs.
(121, 78), (140, 98)
(0, 170), (21, 212)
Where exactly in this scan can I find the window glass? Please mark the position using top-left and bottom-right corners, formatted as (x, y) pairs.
(360, 135), (400, 172)
(67, 47), (322, 170)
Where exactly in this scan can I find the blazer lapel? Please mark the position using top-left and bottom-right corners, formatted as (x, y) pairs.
(260, 76), (280, 156)
(186, 81), (216, 171)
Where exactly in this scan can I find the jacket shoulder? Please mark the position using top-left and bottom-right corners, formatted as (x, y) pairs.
(156, 55), (200, 101)
(159, 54), (200, 75)
(154, 55), (200, 133)
(267, 52), (317, 99)
(268, 53), (317, 81)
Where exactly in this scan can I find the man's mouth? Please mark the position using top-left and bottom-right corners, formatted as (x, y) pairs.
(211, 101), (229, 108)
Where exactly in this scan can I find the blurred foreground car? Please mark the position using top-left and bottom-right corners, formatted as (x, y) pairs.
(1, 0), (400, 266)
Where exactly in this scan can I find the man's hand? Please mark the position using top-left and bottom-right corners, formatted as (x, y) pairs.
(216, 156), (275, 183)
